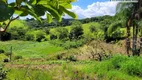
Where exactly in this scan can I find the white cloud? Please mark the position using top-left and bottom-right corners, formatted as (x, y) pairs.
(63, 1), (118, 19)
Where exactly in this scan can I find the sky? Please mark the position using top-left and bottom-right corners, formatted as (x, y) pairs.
(66, 0), (118, 19)
(8, 0), (118, 19)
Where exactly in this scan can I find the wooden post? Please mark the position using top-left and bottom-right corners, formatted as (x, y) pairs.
(10, 46), (12, 61)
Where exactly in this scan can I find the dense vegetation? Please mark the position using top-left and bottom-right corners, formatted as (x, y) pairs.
(0, 0), (142, 80)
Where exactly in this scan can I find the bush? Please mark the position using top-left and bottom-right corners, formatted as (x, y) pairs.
(68, 55), (77, 62)
(121, 57), (142, 77)
(8, 26), (27, 40)
(14, 56), (23, 60)
(50, 34), (57, 40)
(35, 31), (46, 42)
(69, 21), (83, 40)
(44, 27), (50, 35)
(50, 27), (68, 40)
(0, 49), (4, 54)
(56, 27), (68, 40)
(0, 66), (7, 80)
(25, 32), (34, 41)
(25, 30), (46, 42)
(49, 39), (87, 49)
(4, 52), (11, 57)
(3, 59), (9, 63)
(89, 25), (96, 33)
(1, 32), (11, 41)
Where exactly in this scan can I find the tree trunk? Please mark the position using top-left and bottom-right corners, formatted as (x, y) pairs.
(126, 19), (131, 57)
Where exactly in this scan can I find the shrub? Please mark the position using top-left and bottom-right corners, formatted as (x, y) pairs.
(69, 21), (83, 40)
(56, 54), (63, 60)
(0, 66), (7, 80)
(0, 49), (4, 54)
(50, 34), (57, 40)
(49, 39), (87, 49)
(56, 27), (68, 40)
(44, 27), (50, 35)
(1, 32), (11, 41)
(89, 25), (96, 33)
(121, 57), (142, 77)
(8, 26), (27, 40)
(110, 55), (128, 69)
(68, 55), (77, 62)
(3, 58), (9, 63)
(14, 56), (23, 60)
(35, 31), (46, 42)
(25, 30), (46, 42)
(25, 32), (34, 41)
(4, 52), (11, 57)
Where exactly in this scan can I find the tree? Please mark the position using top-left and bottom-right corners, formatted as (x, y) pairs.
(69, 21), (83, 40)
(116, 0), (142, 56)
(56, 27), (69, 40)
(0, 0), (78, 33)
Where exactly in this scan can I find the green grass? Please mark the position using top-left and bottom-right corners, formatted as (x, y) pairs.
(78, 55), (142, 80)
(0, 40), (63, 58)
(3, 55), (142, 80)
(9, 20), (28, 29)
(6, 69), (52, 80)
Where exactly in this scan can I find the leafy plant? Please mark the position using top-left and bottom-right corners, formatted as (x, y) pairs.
(0, 0), (78, 32)
(0, 66), (7, 80)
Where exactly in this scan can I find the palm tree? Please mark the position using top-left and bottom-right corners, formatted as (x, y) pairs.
(116, 0), (142, 56)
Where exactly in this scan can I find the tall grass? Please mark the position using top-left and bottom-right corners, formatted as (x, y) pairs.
(93, 55), (142, 80)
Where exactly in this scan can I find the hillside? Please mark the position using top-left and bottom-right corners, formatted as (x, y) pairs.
(0, 17), (142, 80)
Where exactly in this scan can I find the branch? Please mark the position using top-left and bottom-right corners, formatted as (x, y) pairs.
(1, 16), (19, 32)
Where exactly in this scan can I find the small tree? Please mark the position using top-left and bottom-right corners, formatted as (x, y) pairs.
(56, 27), (69, 40)
(69, 21), (83, 40)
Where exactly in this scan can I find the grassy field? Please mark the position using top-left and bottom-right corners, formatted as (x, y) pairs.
(0, 40), (63, 59)
(1, 21), (142, 80)
(3, 55), (142, 80)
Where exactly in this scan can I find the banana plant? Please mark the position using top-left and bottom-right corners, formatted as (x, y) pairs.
(0, 0), (78, 32)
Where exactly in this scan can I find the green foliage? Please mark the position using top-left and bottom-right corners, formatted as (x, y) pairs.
(89, 25), (96, 33)
(35, 30), (46, 42)
(14, 55), (22, 60)
(110, 28), (126, 39)
(56, 27), (69, 40)
(0, 66), (7, 80)
(0, 40), (63, 58)
(67, 55), (77, 61)
(25, 32), (35, 41)
(50, 27), (69, 40)
(0, 0), (77, 23)
(92, 55), (142, 80)
(4, 52), (11, 57)
(107, 21), (122, 36)
(25, 30), (46, 42)
(8, 26), (27, 40)
(0, 49), (4, 54)
(49, 39), (87, 49)
(43, 27), (50, 35)
(69, 21), (83, 39)
(7, 69), (52, 80)
(0, 0), (14, 22)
